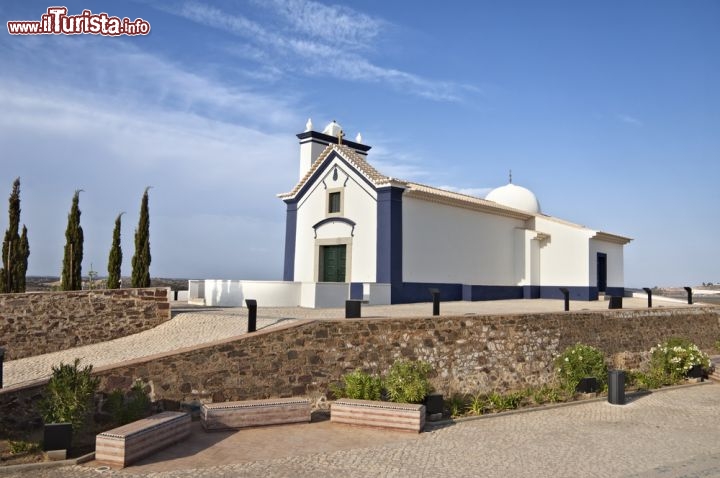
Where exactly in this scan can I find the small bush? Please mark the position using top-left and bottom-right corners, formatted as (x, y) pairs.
(39, 358), (100, 431)
(714, 339), (720, 354)
(468, 393), (486, 416)
(529, 385), (564, 405)
(649, 338), (711, 382)
(104, 381), (152, 425)
(7, 440), (40, 455)
(331, 369), (383, 401)
(384, 360), (432, 404)
(445, 394), (467, 417)
(554, 344), (608, 393)
(487, 391), (524, 412)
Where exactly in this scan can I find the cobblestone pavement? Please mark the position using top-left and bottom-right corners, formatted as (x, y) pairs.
(3, 311), (296, 388)
(3, 296), (708, 388)
(2, 384), (719, 477)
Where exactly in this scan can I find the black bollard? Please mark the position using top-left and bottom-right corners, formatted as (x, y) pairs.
(429, 288), (440, 316)
(608, 370), (626, 405)
(0, 347), (4, 389)
(559, 287), (570, 311)
(683, 287), (693, 305)
(643, 288), (652, 308)
(245, 299), (257, 333)
(345, 300), (361, 319)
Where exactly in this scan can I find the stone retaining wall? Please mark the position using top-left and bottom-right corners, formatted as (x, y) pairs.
(0, 288), (171, 360)
(1, 307), (718, 434)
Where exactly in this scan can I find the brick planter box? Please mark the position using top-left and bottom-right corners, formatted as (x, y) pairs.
(330, 399), (426, 433)
(95, 412), (190, 468)
(201, 397), (311, 431)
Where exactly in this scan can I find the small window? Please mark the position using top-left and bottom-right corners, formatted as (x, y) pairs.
(328, 191), (341, 214)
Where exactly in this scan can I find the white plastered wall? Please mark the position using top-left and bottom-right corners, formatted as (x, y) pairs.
(589, 239), (625, 288)
(293, 156), (377, 282)
(402, 197), (525, 284)
(514, 228), (541, 286)
(533, 217), (593, 287)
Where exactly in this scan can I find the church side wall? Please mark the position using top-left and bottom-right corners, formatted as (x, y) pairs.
(402, 197), (525, 285)
(590, 240), (625, 291)
(534, 217), (592, 295)
(293, 157), (377, 283)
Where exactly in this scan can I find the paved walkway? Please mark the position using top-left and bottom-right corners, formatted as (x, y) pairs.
(3, 297), (707, 388)
(2, 383), (719, 477)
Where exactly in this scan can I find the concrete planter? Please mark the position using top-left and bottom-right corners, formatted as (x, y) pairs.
(330, 399), (425, 433)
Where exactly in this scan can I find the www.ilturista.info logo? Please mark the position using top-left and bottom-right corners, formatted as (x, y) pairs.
(7, 7), (151, 36)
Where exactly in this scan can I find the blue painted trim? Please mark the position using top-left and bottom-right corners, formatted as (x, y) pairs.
(350, 282), (363, 300)
(296, 131), (371, 153)
(376, 187), (404, 302)
(539, 286), (597, 301)
(398, 283), (463, 303)
(523, 286), (541, 299)
(461, 285), (524, 301)
(292, 151), (377, 202)
(605, 287), (625, 298)
(312, 217), (356, 237)
(282, 200), (297, 281)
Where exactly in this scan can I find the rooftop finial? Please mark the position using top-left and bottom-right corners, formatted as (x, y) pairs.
(356, 132), (363, 143)
(509, 169), (513, 184)
(338, 129), (344, 145)
(305, 118), (313, 132)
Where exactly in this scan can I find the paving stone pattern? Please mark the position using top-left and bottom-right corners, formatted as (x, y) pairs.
(2, 384), (719, 477)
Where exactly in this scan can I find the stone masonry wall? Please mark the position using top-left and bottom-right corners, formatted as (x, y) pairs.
(1, 307), (718, 434)
(0, 288), (171, 361)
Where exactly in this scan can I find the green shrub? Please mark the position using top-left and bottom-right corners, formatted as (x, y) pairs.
(104, 381), (151, 425)
(39, 358), (100, 431)
(714, 339), (720, 354)
(445, 393), (467, 417)
(331, 369), (383, 401)
(554, 344), (608, 393)
(529, 385), (564, 404)
(487, 391), (524, 412)
(8, 440), (40, 455)
(468, 393), (486, 416)
(649, 338), (711, 382)
(384, 359), (432, 404)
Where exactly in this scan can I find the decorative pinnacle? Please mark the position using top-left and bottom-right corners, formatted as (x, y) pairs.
(509, 170), (513, 184)
(356, 132), (362, 143)
(305, 118), (313, 132)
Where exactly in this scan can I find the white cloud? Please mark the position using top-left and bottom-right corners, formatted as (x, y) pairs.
(618, 114), (643, 126)
(170, 1), (476, 102)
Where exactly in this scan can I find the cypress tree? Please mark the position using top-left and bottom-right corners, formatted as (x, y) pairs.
(0, 178), (23, 293)
(107, 213), (123, 289)
(18, 225), (29, 292)
(131, 187), (151, 288)
(61, 190), (84, 291)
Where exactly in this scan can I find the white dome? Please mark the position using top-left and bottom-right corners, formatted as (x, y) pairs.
(322, 120), (343, 137)
(485, 183), (541, 214)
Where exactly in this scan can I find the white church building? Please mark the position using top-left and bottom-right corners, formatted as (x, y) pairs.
(190, 119), (631, 307)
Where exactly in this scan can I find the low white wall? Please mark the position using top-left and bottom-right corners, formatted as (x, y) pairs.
(204, 280), (301, 307)
(300, 282), (349, 308)
(193, 280), (388, 308)
(364, 283), (391, 305)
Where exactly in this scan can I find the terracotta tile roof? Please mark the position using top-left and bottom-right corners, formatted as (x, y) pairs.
(278, 144), (396, 199)
(402, 181), (534, 220)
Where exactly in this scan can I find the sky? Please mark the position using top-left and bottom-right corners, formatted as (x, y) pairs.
(0, 0), (718, 288)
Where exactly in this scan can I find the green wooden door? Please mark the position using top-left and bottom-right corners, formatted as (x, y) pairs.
(321, 245), (346, 282)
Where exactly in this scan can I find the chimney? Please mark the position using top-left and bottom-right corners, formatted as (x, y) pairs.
(296, 119), (371, 180)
